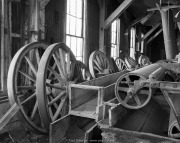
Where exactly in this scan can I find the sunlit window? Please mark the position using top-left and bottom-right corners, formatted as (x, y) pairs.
(130, 27), (136, 59)
(66, 0), (84, 61)
(111, 20), (119, 59)
(141, 33), (144, 53)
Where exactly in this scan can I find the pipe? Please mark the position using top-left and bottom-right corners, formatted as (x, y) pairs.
(160, 9), (178, 59)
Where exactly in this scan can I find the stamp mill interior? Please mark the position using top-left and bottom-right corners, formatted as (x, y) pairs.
(1, 0), (180, 142)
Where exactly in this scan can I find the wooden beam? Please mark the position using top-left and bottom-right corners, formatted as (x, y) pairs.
(147, 28), (163, 44)
(1, 0), (5, 91)
(30, 0), (39, 42)
(84, 0), (89, 65)
(141, 11), (155, 24)
(148, 4), (180, 11)
(104, 0), (135, 29)
(127, 12), (155, 28)
(139, 22), (161, 42)
(97, 0), (102, 8)
(0, 103), (20, 132)
(99, 0), (105, 53)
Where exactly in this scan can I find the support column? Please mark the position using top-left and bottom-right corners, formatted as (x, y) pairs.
(83, 0), (89, 65)
(30, 0), (40, 42)
(99, 0), (105, 54)
(160, 9), (178, 59)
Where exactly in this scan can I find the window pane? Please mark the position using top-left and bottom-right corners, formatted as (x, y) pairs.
(69, 16), (76, 35)
(77, 57), (82, 61)
(113, 21), (116, 32)
(76, 19), (82, 36)
(67, 0), (70, 13)
(66, 35), (71, 48)
(77, 38), (82, 56)
(70, 0), (76, 16)
(66, 15), (70, 34)
(111, 32), (114, 43)
(70, 36), (77, 55)
(112, 33), (116, 44)
(141, 33), (144, 53)
(77, 0), (82, 18)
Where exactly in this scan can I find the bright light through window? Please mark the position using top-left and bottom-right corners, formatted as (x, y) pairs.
(141, 33), (144, 53)
(111, 20), (119, 59)
(66, 0), (83, 61)
(130, 27), (136, 59)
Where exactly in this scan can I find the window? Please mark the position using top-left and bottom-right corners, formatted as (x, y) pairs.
(66, 0), (84, 61)
(130, 27), (136, 59)
(111, 20), (119, 59)
(141, 33), (144, 53)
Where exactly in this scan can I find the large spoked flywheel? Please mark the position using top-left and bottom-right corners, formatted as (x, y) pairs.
(115, 73), (152, 109)
(115, 57), (128, 71)
(89, 51), (112, 78)
(7, 42), (48, 134)
(36, 43), (77, 130)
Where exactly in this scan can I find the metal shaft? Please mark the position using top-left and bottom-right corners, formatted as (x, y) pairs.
(160, 9), (178, 59)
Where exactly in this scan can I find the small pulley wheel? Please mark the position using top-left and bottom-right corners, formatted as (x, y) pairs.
(115, 73), (152, 109)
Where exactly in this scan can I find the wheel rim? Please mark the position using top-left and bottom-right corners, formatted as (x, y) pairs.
(115, 57), (128, 71)
(115, 73), (152, 109)
(124, 56), (137, 69)
(7, 42), (48, 134)
(36, 43), (76, 130)
(76, 60), (91, 80)
(138, 55), (150, 67)
(89, 51), (111, 78)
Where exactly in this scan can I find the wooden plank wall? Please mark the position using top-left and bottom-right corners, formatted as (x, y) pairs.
(86, 0), (99, 65)
(45, 0), (100, 65)
(45, 0), (66, 44)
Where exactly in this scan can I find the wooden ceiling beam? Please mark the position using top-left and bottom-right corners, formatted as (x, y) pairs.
(148, 4), (180, 11)
(139, 22), (161, 42)
(127, 11), (155, 28)
(141, 11), (155, 24)
(147, 28), (163, 44)
(104, 0), (136, 29)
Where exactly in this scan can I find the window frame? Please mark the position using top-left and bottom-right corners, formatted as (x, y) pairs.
(130, 27), (136, 59)
(66, 0), (84, 62)
(110, 19), (120, 59)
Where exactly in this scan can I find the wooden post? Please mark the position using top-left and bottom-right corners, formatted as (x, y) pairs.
(1, 0), (5, 91)
(1, 0), (10, 93)
(83, 0), (89, 65)
(99, 0), (105, 53)
(30, 0), (39, 42)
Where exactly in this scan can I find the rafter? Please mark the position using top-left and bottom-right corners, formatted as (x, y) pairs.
(139, 22), (161, 42)
(148, 4), (180, 11)
(128, 11), (155, 28)
(147, 28), (163, 44)
(104, 0), (136, 29)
